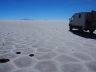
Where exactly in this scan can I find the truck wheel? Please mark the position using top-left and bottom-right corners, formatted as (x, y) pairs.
(89, 29), (95, 33)
(69, 26), (73, 31)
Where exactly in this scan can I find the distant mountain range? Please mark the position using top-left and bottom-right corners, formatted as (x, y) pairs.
(21, 18), (32, 20)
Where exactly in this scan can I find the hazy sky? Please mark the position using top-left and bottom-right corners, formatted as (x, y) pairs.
(0, 0), (96, 20)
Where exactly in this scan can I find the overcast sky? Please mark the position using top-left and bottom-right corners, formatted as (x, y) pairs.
(0, 0), (96, 20)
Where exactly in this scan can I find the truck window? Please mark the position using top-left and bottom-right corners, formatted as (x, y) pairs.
(79, 14), (81, 18)
(73, 15), (75, 18)
(71, 17), (74, 21)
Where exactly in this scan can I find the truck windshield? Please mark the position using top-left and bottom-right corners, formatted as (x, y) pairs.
(70, 16), (74, 21)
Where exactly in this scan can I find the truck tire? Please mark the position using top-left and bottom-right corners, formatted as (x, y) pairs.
(69, 26), (73, 31)
(89, 29), (95, 33)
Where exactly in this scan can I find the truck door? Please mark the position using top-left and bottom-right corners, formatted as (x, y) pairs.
(70, 14), (79, 26)
(74, 14), (79, 26)
(71, 14), (79, 26)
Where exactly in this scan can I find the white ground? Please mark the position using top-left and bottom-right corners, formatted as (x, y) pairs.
(0, 20), (96, 72)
